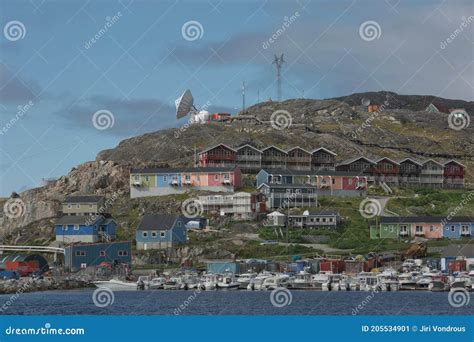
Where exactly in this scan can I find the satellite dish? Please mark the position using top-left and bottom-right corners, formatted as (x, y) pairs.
(175, 89), (195, 119)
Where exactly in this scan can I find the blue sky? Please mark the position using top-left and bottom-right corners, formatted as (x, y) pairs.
(0, 0), (473, 196)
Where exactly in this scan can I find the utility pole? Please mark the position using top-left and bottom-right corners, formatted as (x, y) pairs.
(273, 54), (285, 101)
(242, 81), (246, 112)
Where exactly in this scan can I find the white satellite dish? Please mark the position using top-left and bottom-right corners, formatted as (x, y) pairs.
(175, 89), (195, 119)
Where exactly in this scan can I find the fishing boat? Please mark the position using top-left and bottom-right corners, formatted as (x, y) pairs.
(429, 276), (449, 292)
(93, 279), (138, 291)
(237, 272), (257, 289)
(291, 269), (312, 290)
(163, 277), (182, 290)
(247, 273), (273, 291)
(262, 274), (290, 290)
(330, 274), (343, 291)
(358, 272), (379, 292)
(180, 274), (200, 290)
(450, 272), (472, 290)
(148, 277), (166, 290)
(311, 271), (332, 291)
(398, 272), (419, 291)
(201, 273), (218, 291)
(217, 273), (240, 290)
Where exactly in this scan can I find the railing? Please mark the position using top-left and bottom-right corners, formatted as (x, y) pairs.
(0, 245), (65, 254)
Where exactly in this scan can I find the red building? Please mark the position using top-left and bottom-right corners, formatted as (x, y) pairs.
(374, 157), (400, 185)
(198, 144), (236, 167)
(443, 160), (465, 188)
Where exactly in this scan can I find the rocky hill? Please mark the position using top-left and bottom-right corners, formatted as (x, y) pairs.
(1, 91), (473, 245)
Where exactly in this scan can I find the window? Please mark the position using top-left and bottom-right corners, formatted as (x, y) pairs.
(224, 173), (230, 180)
(322, 218), (326, 223)
(67, 204), (72, 209)
(76, 204), (80, 209)
(62, 225), (68, 231)
(118, 250), (128, 256)
(89, 204), (93, 208)
(74, 225), (80, 230)
(75, 251), (86, 256)
(134, 175), (140, 182)
(332, 178), (335, 184)
(451, 225), (455, 232)
(99, 251), (106, 256)
(163, 175), (168, 182)
(329, 218), (334, 223)
(295, 189), (301, 194)
(142, 232), (148, 238)
(416, 225), (423, 233)
(214, 174), (219, 181)
(151, 231), (157, 237)
(186, 175), (191, 181)
(145, 176), (149, 182)
(160, 231), (166, 238)
(348, 179), (352, 185)
(316, 218), (320, 222)
(430, 225), (434, 232)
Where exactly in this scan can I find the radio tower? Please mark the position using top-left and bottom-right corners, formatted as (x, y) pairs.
(273, 54), (285, 101)
(242, 81), (246, 112)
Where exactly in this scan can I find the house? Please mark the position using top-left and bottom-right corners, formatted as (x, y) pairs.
(425, 102), (449, 114)
(198, 144), (236, 167)
(198, 192), (266, 220)
(420, 159), (444, 188)
(55, 215), (117, 243)
(398, 158), (422, 186)
(311, 148), (337, 170)
(136, 214), (188, 250)
(443, 160), (465, 188)
(442, 218), (473, 239)
(256, 169), (367, 197)
(261, 146), (287, 169)
(129, 167), (242, 198)
(62, 195), (105, 216)
(369, 216), (473, 239)
(64, 241), (131, 271)
(286, 147), (312, 171)
(258, 183), (317, 209)
(373, 158), (399, 186)
(335, 157), (376, 182)
(288, 210), (341, 228)
(265, 211), (286, 226)
(235, 144), (262, 172)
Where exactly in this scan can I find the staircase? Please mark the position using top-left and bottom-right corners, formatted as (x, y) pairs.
(380, 181), (393, 195)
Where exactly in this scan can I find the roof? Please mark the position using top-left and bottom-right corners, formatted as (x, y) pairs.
(370, 216), (473, 224)
(421, 159), (443, 166)
(63, 195), (104, 204)
(267, 211), (285, 217)
(443, 160), (465, 167)
(307, 209), (340, 216)
(236, 144), (262, 153)
(337, 156), (376, 166)
(200, 143), (236, 154)
(258, 183), (317, 189)
(64, 241), (132, 249)
(55, 215), (102, 225)
(137, 214), (179, 231)
(130, 167), (238, 174)
(398, 158), (422, 166)
(261, 145), (288, 154)
(286, 146), (311, 154)
(375, 157), (400, 165)
(259, 168), (366, 177)
(311, 147), (337, 156)
(441, 244), (474, 258)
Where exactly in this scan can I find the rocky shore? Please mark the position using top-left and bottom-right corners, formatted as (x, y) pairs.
(0, 276), (93, 295)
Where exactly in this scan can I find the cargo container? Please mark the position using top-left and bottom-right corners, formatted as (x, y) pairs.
(319, 260), (345, 273)
(6, 261), (39, 276)
(344, 260), (367, 274)
(448, 260), (467, 273)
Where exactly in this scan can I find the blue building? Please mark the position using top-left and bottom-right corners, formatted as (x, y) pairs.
(55, 215), (117, 243)
(442, 218), (473, 239)
(136, 214), (188, 250)
(64, 241), (131, 271)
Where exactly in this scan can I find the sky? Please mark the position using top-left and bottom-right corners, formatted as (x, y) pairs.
(0, 0), (473, 196)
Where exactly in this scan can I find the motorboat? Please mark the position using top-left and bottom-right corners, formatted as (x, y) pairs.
(330, 274), (343, 291)
(163, 277), (181, 290)
(358, 272), (379, 292)
(93, 279), (138, 291)
(262, 274), (290, 290)
(180, 274), (200, 290)
(398, 272), (419, 291)
(201, 273), (218, 291)
(148, 277), (166, 290)
(429, 276), (449, 292)
(311, 271), (332, 291)
(217, 273), (240, 290)
(450, 272), (472, 290)
(237, 272), (257, 289)
(247, 273), (273, 291)
(291, 269), (312, 290)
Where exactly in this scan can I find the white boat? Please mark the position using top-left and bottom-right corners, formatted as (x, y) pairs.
(148, 277), (166, 290)
(180, 274), (200, 290)
(450, 272), (472, 290)
(201, 273), (218, 291)
(291, 269), (312, 290)
(398, 272), (419, 291)
(263, 274), (290, 290)
(247, 273), (273, 291)
(163, 277), (181, 290)
(93, 279), (138, 291)
(358, 272), (379, 292)
(237, 273), (257, 289)
(311, 271), (332, 291)
(329, 274), (343, 291)
(217, 273), (240, 290)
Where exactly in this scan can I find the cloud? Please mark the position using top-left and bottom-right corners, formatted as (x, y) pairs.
(0, 63), (41, 104)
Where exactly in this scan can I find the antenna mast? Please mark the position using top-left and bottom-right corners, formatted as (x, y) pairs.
(273, 54), (285, 101)
(242, 81), (246, 112)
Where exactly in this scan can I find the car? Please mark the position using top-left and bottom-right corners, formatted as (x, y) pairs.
(260, 240), (278, 246)
(0, 270), (20, 280)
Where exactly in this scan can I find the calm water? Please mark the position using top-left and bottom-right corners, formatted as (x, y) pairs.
(0, 289), (472, 315)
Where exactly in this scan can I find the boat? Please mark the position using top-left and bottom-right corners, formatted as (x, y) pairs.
(180, 274), (200, 290)
(201, 273), (218, 291)
(358, 272), (379, 292)
(291, 269), (312, 290)
(429, 277), (448, 292)
(450, 272), (472, 290)
(93, 279), (138, 291)
(398, 272), (419, 291)
(247, 273), (273, 291)
(217, 273), (240, 290)
(330, 274), (343, 291)
(237, 272), (257, 289)
(262, 274), (290, 290)
(311, 271), (332, 291)
(163, 277), (181, 290)
(148, 277), (166, 290)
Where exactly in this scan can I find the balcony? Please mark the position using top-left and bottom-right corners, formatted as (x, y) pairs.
(461, 230), (471, 236)
(223, 179), (231, 185)
(415, 231), (424, 236)
(399, 231), (409, 236)
(171, 179), (179, 186)
(356, 182), (366, 189)
(132, 180), (142, 187)
(236, 155), (261, 161)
